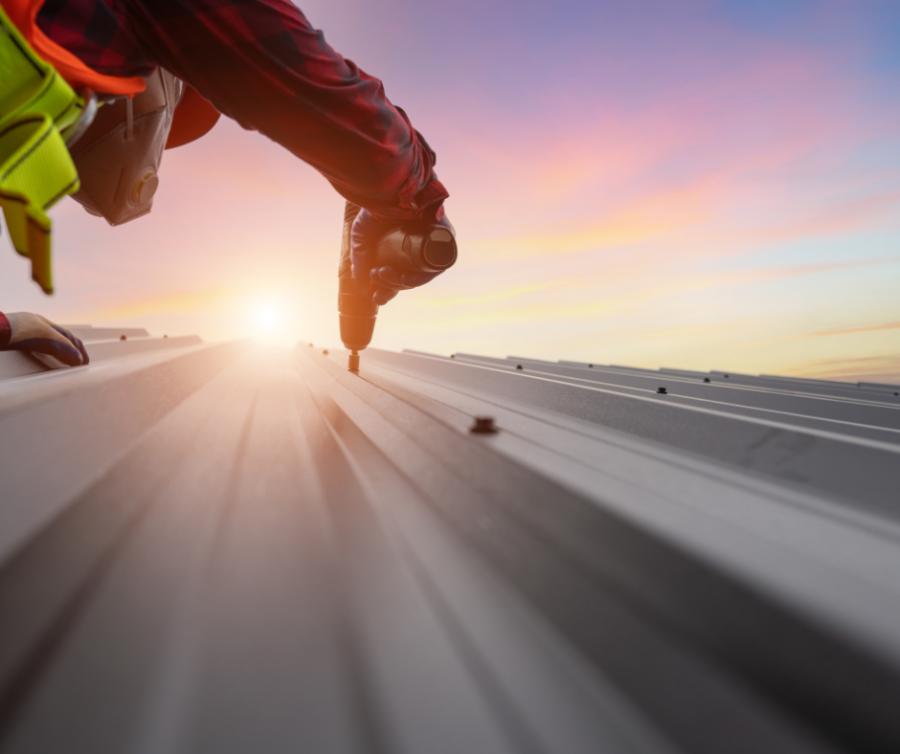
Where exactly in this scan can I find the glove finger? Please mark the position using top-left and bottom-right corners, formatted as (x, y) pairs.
(14, 337), (84, 366)
(372, 286), (398, 305)
(349, 210), (381, 282)
(51, 325), (88, 365)
(74, 336), (89, 365)
(370, 266), (435, 290)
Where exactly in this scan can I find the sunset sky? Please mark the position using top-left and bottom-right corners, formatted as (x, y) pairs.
(1, 0), (899, 380)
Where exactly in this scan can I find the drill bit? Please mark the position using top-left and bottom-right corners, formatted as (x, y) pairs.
(348, 350), (360, 373)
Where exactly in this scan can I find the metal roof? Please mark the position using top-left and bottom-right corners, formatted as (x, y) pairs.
(1, 330), (899, 753)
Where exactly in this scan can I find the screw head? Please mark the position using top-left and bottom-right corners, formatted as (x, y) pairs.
(703, 377), (710, 383)
(120, 334), (127, 341)
(516, 364), (523, 370)
(322, 349), (329, 355)
(470, 416), (498, 434)
(657, 386), (668, 394)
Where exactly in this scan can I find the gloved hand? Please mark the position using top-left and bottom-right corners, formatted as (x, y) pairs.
(0, 312), (89, 366)
(350, 204), (456, 305)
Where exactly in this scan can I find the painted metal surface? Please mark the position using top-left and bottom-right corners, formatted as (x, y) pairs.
(0, 336), (898, 753)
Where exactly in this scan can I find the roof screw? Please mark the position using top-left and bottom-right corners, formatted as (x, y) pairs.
(163, 334), (168, 339)
(450, 354), (456, 359)
(723, 374), (730, 378)
(703, 377), (710, 383)
(657, 386), (668, 394)
(470, 416), (498, 435)
(588, 364), (594, 368)
(516, 364), (523, 370)
(120, 334), (127, 341)
(322, 349), (329, 355)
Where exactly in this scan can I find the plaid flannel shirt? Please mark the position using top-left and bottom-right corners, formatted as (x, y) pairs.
(0, 312), (10, 347)
(37, 0), (448, 219)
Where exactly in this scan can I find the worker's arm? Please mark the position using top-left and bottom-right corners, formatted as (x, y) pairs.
(0, 312), (89, 366)
(116, 0), (448, 221)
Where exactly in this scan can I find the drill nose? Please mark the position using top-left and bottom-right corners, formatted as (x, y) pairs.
(338, 277), (377, 352)
(339, 309), (376, 351)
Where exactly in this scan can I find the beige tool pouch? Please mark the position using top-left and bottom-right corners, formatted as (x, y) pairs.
(69, 69), (183, 225)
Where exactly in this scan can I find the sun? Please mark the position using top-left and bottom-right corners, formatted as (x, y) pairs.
(253, 302), (280, 332)
(249, 296), (293, 344)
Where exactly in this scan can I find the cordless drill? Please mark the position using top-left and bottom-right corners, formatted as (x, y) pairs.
(338, 203), (457, 372)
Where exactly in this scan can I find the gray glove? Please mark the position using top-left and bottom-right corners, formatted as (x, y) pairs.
(0, 312), (89, 366)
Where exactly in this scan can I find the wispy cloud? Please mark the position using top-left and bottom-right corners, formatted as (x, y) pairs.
(814, 321), (900, 337)
(790, 354), (900, 384)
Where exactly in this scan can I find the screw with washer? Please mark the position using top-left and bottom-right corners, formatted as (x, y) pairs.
(470, 416), (498, 435)
(657, 386), (668, 395)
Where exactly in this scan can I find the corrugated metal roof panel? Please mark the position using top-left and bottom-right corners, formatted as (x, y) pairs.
(0, 334), (898, 753)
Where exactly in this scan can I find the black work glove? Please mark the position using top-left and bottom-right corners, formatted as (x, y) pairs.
(349, 204), (456, 305)
(0, 312), (89, 366)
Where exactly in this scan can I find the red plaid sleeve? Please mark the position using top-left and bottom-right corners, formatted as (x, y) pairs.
(0, 313), (11, 347)
(39, 0), (448, 219)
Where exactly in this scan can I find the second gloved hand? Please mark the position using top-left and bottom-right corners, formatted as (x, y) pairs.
(350, 205), (456, 305)
(0, 312), (89, 366)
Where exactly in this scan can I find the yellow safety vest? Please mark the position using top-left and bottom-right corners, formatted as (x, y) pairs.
(1, 7), (91, 293)
(1, 2), (218, 294)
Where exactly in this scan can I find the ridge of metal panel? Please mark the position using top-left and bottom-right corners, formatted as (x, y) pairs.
(858, 381), (900, 392)
(63, 326), (152, 342)
(0, 332), (204, 382)
(400, 348), (446, 358)
(658, 367), (708, 378)
(358, 354), (900, 639)
(505, 355), (558, 365)
(0, 341), (245, 562)
(361, 349), (900, 514)
(440, 353), (900, 410)
(84, 335), (202, 360)
(0, 354), (45, 381)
